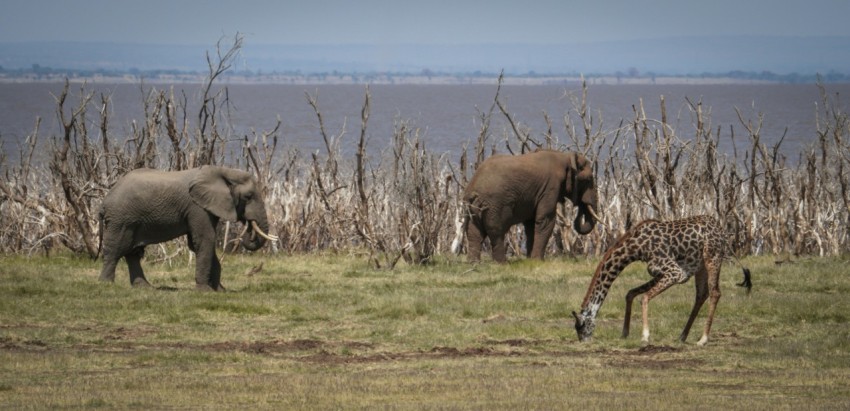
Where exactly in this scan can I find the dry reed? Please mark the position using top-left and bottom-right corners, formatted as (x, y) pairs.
(1, 39), (848, 263)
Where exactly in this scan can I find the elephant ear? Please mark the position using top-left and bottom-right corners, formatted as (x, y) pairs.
(189, 166), (238, 221)
(575, 154), (593, 180)
(564, 152), (579, 196)
(575, 154), (598, 205)
(565, 152), (595, 204)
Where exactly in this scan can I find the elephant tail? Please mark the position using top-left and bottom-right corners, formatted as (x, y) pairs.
(450, 201), (470, 255)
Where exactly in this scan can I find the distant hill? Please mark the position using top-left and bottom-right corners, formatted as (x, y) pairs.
(1, 36), (848, 76)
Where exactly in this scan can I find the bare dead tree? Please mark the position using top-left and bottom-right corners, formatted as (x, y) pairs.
(2, 60), (849, 259)
(49, 80), (99, 257)
(194, 33), (243, 167)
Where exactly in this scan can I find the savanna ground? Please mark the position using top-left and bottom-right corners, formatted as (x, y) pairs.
(1, 252), (849, 409)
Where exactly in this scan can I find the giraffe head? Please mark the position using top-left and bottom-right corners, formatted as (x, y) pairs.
(572, 310), (596, 342)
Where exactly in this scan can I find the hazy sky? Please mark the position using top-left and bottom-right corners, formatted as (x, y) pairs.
(2, 0), (850, 46)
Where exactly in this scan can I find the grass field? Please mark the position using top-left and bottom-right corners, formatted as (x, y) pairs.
(1, 251), (849, 409)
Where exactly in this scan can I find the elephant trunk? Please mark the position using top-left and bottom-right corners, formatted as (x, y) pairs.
(241, 218), (276, 251)
(573, 203), (597, 235)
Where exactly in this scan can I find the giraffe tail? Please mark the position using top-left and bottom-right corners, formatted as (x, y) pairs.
(728, 250), (753, 295)
(736, 268), (752, 295)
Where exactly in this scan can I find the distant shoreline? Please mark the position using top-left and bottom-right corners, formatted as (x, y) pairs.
(0, 73), (788, 86)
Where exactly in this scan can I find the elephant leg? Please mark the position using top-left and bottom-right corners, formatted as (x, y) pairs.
(193, 240), (222, 291)
(99, 252), (121, 282)
(489, 232), (508, 263)
(466, 220), (485, 263)
(187, 232), (225, 290)
(529, 216), (556, 260)
(99, 225), (133, 282)
(189, 212), (224, 291)
(523, 220), (535, 258)
(186, 231), (197, 253)
(193, 243), (217, 291)
(209, 251), (224, 291)
(194, 248), (224, 291)
(125, 247), (152, 288)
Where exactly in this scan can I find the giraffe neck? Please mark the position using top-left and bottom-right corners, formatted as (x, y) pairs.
(580, 234), (642, 321)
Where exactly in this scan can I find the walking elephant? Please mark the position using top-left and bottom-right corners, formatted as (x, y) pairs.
(458, 150), (599, 263)
(98, 165), (278, 291)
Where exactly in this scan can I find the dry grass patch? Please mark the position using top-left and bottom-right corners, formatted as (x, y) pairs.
(1, 253), (849, 408)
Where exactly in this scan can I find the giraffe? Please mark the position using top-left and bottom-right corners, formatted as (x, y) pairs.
(572, 215), (751, 346)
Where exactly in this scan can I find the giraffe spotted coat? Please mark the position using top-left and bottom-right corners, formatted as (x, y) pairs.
(573, 215), (734, 346)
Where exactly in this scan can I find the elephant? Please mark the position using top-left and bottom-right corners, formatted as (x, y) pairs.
(97, 165), (278, 291)
(458, 150), (599, 263)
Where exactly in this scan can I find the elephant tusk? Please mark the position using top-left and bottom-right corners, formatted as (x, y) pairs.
(586, 204), (602, 223)
(251, 221), (279, 242)
(586, 205), (609, 230)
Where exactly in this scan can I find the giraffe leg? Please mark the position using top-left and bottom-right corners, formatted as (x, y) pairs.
(623, 276), (661, 338)
(680, 265), (709, 342)
(638, 259), (685, 343)
(697, 256), (723, 346)
(640, 276), (676, 343)
(640, 277), (677, 343)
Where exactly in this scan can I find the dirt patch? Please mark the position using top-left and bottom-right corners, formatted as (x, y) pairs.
(154, 338), (330, 354)
(0, 336), (48, 352)
(0, 336), (378, 357)
(301, 350), (404, 365)
(144, 338), (377, 356)
(599, 344), (705, 370)
(429, 346), (495, 357)
(299, 345), (522, 365)
(210, 338), (325, 354)
(485, 338), (545, 347)
(615, 357), (704, 370)
(636, 344), (680, 355)
(103, 326), (158, 341)
(0, 333), (700, 369)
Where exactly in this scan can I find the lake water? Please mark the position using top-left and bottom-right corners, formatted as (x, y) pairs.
(2, 82), (848, 162)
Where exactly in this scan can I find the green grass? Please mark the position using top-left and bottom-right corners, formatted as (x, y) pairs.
(1, 251), (849, 409)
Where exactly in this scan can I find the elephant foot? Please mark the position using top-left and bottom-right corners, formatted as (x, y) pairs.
(196, 283), (226, 292)
(195, 284), (214, 292)
(132, 278), (153, 288)
(98, 275), (115, 283)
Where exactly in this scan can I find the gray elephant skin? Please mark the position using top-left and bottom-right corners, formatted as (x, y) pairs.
(98, 166), (275, 291)
(461, 150), (599, 263)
